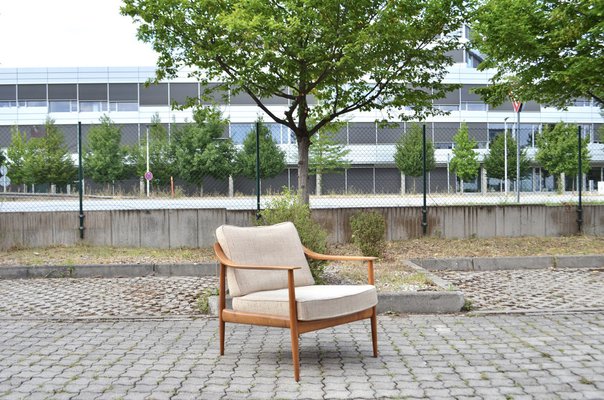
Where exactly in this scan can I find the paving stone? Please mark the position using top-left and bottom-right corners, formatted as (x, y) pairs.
(0, 274), (604, 400)
(435, 268), (604, 311)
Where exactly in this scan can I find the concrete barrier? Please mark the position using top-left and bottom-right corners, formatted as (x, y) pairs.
(1, 204), (602, 250)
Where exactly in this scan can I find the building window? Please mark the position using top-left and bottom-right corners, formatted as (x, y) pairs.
(18, 100), (47, 108)
(80, 101), (108, 112)
(434, 104), (460, 112)
(0, 101), (16, 108)
(461, 102), (488, 111)
(49, 101), (78, 113)
(571, 99), (592, 107)
(230, 123), (255, 144)
(109, 102), (138, 112)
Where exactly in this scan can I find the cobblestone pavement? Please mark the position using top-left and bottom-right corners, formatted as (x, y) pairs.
(0, 312), (603, 399)
(0, 277), (218, 318)
(434, 268), (604, 312)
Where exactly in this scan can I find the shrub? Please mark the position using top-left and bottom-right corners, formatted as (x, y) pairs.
(257, 188), (328, 283)
(350, 211), (386, 257)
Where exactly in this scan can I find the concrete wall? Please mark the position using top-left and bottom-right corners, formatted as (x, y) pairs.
(0, 205), (602, 250)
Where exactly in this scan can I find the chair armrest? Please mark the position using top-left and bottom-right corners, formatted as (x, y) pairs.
(214, 243), (301, 271)
(303, 246), (376, 285)
(303, 247), (377, 262)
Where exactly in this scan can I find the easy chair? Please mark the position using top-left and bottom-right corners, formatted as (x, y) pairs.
(214, 222), (378, 381)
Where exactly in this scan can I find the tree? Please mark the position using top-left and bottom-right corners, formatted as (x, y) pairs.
(128, 113), (175, 188)
(7, 120), (76, 190)
(171, 107), (236, 196)
(0, 150), (6, 168)
(536, 122), (591, 192)
(470, 0), (604, 109)
(122, 0), (466, 203)
(309, 123), (350, 195)
(450, 123), (480, 193)
(236, 121), (286, 180)
(394, 123), (435, 177)
(6, 126), (28, 186)
(84, 115), (128, 189)
(36, 119), (77, 187)
(483, 131), (530, 186)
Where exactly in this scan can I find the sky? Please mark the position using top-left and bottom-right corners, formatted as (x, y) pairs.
(0, 0), (158, 68)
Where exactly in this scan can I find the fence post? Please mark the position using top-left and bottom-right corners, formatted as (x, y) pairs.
(256, 121), (261, 220)
(77, 122), (85, 240)
(422, 124), (428, 236)
(577, 125), (583, 233)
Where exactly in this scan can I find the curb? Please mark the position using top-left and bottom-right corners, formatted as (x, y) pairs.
(0, 263), (218, 280)
(411, 254), (604, 271)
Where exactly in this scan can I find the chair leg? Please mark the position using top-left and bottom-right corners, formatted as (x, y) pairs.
(371, 307), (378, 357)
(219, 319), (225, 356)
(290, 327), (300, 382)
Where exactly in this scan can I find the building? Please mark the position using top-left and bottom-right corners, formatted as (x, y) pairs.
(0, 46), (603, 197)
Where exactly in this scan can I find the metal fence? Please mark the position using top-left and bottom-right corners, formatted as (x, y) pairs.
(0, 121), (602, 215)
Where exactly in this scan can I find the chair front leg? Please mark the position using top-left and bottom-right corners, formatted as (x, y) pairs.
(287, 269), (300, 381)
(219, 263), (226, 356)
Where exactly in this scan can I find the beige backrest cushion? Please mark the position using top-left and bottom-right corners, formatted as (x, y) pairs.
(215, 222), (315, 297)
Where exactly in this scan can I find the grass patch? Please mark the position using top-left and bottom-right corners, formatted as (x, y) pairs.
(324, 262), (438, 292)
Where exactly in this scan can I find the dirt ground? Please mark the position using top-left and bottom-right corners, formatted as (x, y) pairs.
(1, 235), (602, 267)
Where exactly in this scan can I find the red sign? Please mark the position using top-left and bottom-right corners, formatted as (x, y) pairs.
(512, 100), (523, 113)
(144, 171), (153, 181)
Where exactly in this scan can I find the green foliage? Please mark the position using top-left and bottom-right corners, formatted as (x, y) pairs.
(394, 123), (435, 177)
(471, 0), (604, 108)
(122, 0), (466, 203)
(535, 122), (591, 182)
(0, 150), (6, 167)
(171, 107), (236, 194)
(127, 113), (175, 186)
(350, 211), (386, 258)
(236, 121), (286, 180)
(309, 123), (351, 176)
(6, 126), (28, 185)
(44, 120), (77, 185)
(483, 131), (531, 181)
(7, 119), (76, 188)
(450, 123), (480, 189)
(84, 115), (128, 185)
(258, 188), (329, 283)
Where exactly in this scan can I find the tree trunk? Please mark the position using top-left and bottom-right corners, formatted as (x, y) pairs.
(316, 173), (322, 196)
(460, 179), (464, 193)
(297, 135), (311, 204)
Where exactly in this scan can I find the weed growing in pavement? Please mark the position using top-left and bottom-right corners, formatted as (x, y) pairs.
(579, 377), (594, 385)
(461, 298), (474, 311)
(197, 288), (219, 314)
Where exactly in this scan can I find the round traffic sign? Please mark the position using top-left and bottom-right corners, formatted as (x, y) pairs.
(144, 171), (153, 181)
(0, 175), (10, 187)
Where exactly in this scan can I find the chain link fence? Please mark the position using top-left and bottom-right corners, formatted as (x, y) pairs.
(0, 120), (602, 213)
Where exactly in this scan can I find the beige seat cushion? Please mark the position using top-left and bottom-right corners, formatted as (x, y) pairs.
(215, 222), (315, 297)
(232, 285), (377, 321)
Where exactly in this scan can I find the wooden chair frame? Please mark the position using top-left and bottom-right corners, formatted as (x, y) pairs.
(214, 242), (378, 381)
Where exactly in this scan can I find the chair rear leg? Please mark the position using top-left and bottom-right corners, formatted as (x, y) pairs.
(219, 319), (225, 355)
(371, 307), (378, 357)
